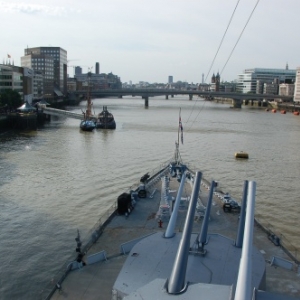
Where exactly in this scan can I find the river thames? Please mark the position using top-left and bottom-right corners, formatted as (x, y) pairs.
(1, 96), (300, 299)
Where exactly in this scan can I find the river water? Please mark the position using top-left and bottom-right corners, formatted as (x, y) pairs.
(1, 96), (300, 299)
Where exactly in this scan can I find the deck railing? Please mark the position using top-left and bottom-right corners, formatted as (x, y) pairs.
(42, 161), (300, 299)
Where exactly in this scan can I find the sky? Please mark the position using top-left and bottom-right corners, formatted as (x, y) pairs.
(1, 0), (299, 84)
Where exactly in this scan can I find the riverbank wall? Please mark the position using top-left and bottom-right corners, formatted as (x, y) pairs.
(0, 98), (77, 132)
(212, 97), (300, 113)
(0, 111), (51, 132)
(213, 97), (269, 108)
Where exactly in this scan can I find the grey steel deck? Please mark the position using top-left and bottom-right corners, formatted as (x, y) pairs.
(50, 173), (300, 300)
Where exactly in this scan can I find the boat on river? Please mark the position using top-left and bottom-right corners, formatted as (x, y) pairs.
(79, 73), (97, 132)
(95, 106), (116, 129)
(235, 151), (249, 159)
(49, 117), (300, 300)
(79, 119), (95, 132)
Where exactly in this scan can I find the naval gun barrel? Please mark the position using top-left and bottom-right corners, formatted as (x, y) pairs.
(234, 181), (256, 300)
(164, 172), (186, 238)
(197, 180), (216, 247)
(167, 172), (202, 294)
(235, 180), (248, 248)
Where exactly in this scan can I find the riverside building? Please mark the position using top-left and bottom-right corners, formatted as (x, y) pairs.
(0, 63), (34, 103)
(74, 71), (121, 91)
(294, 67), (300, 103)
(236, 67), (296, 94)
(21, 47), (67, 103)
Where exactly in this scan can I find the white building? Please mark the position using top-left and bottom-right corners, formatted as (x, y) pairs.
(236, 68), (296, 94)
(294, 67), (300, 103)
(279, 83), (295, 97)
(0, 64), (33, 103)
(0, 64), (22, 94)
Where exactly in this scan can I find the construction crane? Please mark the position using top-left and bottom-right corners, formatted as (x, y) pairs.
(67, 59), (80, 63)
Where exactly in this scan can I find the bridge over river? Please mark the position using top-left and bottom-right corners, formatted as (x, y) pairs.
(41, 90), (294, 122)
(73, 89), (293, 108)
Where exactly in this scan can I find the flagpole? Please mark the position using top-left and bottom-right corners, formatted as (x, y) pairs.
(178, 108), (181, 147)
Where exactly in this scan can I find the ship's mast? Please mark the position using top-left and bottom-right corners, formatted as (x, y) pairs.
(177, 109), (180, 146)
(174, 108), (182, 164)
(85, 70), (93, 119)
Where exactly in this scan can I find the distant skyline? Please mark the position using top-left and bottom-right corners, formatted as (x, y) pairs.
(1, 0), (299, 83)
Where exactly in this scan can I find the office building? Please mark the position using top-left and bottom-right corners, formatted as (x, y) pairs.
(21, 53), (54, 101)
(21, 47), (67, 102)
(75, 66), (82, 76)
(33, 72), (44, 102)
(0, 64), (34, 103)
(236, 68), (296, 94)
(168, 76), (173, 84)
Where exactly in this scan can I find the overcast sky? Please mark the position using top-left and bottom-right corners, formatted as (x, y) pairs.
(1, 0), (299, 83)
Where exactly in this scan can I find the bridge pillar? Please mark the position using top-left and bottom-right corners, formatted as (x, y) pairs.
(118, 95), (122, 98)
(166, 95), (169, 100)
(189, 94), (193, 100)
(143, 96), (149, 107)
(232, 98), (242, 108)
(171, 95), (174, 98)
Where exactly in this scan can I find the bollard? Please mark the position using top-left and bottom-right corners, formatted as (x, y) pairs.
(158, 219), (163, 228)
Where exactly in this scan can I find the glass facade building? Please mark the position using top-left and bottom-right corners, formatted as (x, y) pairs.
(236, 68), (296, 94)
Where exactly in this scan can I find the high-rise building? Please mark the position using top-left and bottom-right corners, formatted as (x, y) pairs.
(21, 46), (67, 101)
(168, 76), (173, 84)
(95, 62), (100, 75)
(75, 66), (82, 75)
(21, 53), (54, 101)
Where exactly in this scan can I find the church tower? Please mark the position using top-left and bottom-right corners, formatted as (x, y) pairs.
(215, 72), (220, 91)
(211, 73), (216, 83)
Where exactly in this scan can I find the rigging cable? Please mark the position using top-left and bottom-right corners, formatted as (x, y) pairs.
(220, 0), (260, 75)
(185, 0), (241, 131)
(205, 0), (241, 82)
(186, 0), (260, 134)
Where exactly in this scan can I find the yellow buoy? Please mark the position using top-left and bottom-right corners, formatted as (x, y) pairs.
(235, 151), (249, 159)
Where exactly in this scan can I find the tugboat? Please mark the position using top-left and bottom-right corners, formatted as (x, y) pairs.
(95, 106), (116, 129)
